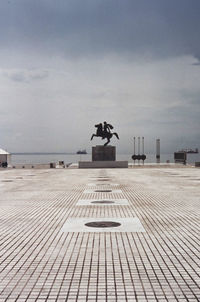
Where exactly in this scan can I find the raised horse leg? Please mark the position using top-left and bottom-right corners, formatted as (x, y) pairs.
(91, 134), (98, 140)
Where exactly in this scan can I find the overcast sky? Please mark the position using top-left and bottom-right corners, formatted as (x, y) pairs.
(0, 0), (200, 153)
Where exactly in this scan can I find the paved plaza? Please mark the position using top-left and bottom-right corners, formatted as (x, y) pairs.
(0, 166), (199, 301)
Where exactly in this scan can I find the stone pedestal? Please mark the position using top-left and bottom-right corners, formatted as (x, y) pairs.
(92, 145), (115, 161)
(78, 145), (128, 168)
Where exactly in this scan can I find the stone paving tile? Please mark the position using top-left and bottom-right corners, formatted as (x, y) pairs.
(0, 167), (200, 301)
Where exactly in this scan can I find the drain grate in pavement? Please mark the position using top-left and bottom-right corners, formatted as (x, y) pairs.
(85, 221), (121, 228)
(83, 189), (122, 194)
(90, 176), (108, 178)
(61, 218), (145, 232)
(91, 200), (115, 204)
(168, 173), (179, 176)
(87, 183), (119, 186)
(94, 189), (112, 192)
(97, 179), (109, 181)
(91, 183), (109, 186)
(76, 198), (129, 206)
(2, 180), (13, 182)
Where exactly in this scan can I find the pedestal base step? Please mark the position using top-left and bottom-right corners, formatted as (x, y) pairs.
(79, 161), (128, 168)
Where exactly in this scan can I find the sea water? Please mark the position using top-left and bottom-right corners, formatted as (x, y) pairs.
(11, 153), (200, 165)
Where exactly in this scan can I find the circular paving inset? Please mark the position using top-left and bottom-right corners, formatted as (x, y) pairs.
(97, 179), (109, 181)
(94, 189), (112, 192)
(85, 221), (121, 228)
(2, 180), (13, 182)
(91, 200), (115, 204)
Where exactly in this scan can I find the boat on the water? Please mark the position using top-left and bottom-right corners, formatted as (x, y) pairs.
(77, 149), (87, 154)
(178, 148), (199, 154)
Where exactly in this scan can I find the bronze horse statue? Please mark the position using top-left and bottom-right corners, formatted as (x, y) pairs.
(91, 122), (119, 146)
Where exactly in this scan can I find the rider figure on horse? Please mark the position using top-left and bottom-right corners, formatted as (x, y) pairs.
(91, 121), (119, 146)
(103, 121), (113, 136)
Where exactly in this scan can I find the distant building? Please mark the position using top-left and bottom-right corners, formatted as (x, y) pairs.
(174, 151), (187, 164)
(0, 148), (11, 167)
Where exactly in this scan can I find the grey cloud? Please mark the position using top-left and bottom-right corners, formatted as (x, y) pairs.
(1, 0), (200, 60)
(0, 1), (199, 153)
(192, 62), (200, 66)
(29, 70), (49, 80)
(3, 69), (49, 82)
(6, 71), (27, 82)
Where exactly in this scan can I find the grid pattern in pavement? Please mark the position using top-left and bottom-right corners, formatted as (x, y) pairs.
(0, 167), (199, 301)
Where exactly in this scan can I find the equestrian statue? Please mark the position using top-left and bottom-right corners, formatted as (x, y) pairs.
(91, 121), (119, 146)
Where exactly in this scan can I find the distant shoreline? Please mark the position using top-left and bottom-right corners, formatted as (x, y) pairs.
(11, 152), (76, 155)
